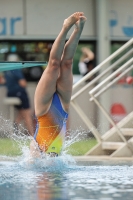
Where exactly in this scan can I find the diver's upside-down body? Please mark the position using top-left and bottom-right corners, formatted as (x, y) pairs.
(34, 93), (68, 155)
(32, 12), (86, 157)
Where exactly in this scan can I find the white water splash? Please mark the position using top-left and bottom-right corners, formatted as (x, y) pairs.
(0, 115), (90, 170)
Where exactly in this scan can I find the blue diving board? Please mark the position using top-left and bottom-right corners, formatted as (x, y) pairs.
(0, 61), (47, 72)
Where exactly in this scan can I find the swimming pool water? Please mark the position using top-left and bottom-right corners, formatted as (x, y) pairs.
(0, 158), (133, 200)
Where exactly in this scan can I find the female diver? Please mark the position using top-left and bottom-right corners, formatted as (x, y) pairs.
(30, 12), (86, 157)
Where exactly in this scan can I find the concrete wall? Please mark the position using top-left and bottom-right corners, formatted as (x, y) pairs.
(0, 0), (95, 40)
(0, 0), (133, 40)
(109, 0), (133, 38)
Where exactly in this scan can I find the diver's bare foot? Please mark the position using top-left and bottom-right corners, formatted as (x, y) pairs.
(63, 12), (84, 30)
(75, 15), (87, 30)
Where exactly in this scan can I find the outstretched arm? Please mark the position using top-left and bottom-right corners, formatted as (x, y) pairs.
(81, 47), (94, 61)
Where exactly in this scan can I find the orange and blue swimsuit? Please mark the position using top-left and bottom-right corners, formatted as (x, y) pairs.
(34, 92), (68, 155)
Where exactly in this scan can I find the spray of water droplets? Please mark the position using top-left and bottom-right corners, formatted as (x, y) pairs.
(0, 114), (90, 169)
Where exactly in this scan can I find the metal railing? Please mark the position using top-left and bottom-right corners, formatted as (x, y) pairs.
(71, 38), (133, 141)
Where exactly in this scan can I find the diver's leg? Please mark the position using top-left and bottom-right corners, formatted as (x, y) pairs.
(34, 13), (81, 116)
(57, 15), (87, 112)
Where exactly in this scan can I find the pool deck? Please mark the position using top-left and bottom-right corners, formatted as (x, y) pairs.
(74, 156), (133, 165)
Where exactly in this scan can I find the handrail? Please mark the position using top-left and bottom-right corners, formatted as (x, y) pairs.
(89, 58), (133, 95)
(90, 64), (133, 101)
(89, 95), (128, 143)
(71, 101), (102, 142)
(71, 49), (133, 101)
(73, 38), (133, 90)
(71, 38), (133, 144)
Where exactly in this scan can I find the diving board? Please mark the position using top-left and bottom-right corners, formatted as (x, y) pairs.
(0, 61), (47, 72)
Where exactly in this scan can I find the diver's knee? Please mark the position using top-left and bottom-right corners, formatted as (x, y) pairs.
(49, 59), (61, 69)
(61, 59), (73, 68)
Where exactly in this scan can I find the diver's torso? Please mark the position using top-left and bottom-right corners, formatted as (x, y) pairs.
(34, 93), (68, 155)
